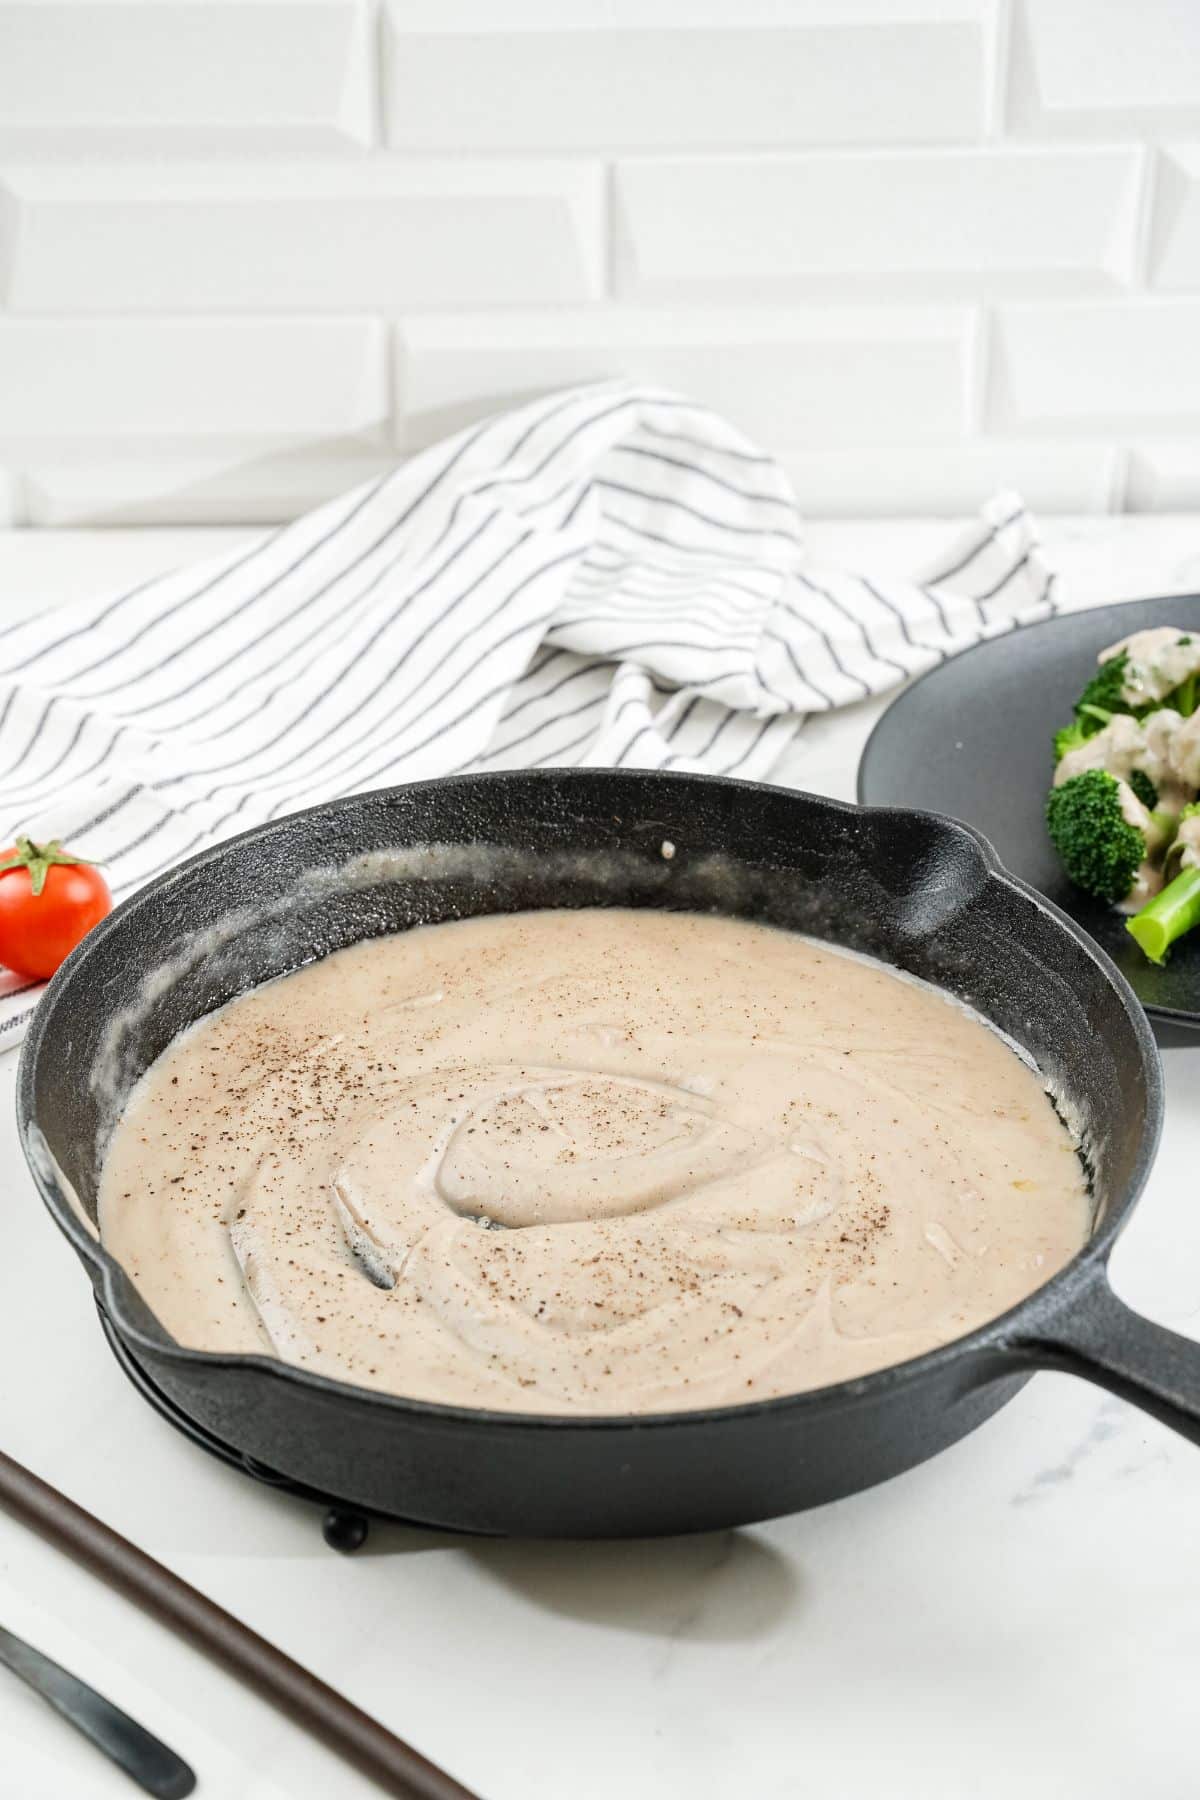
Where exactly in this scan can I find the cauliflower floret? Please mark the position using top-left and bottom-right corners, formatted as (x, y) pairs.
(1173, 810), (1200, 873)
(1100, 626), (1200, 706)
(1055, 710), (1182, 805)
(1169, 709), (1200, 792)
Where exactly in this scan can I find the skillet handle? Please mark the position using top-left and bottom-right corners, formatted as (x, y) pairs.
(1009, 1269), (1200, 1447)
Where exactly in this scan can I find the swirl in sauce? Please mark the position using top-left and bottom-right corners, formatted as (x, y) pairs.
(98, 909), (1090, 1414)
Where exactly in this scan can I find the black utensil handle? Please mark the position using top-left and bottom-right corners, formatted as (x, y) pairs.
(0, 1449), (482, 1800)
(0, 1624), (196, 1798)
(1010, 1270), (1200, 1445)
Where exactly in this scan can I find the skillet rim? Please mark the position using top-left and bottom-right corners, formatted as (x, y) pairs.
(15, 767), (1165, 1435)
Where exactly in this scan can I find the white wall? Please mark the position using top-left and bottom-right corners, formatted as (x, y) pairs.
(2, 0), (1200, 527)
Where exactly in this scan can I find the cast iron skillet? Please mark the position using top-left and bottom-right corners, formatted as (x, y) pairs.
(15, 771), (1200, 1538)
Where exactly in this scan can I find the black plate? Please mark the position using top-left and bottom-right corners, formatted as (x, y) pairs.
(858, 594), (1200, 1028)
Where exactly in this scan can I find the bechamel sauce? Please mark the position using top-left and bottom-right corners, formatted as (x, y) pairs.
(98, 909), (1089, 1414)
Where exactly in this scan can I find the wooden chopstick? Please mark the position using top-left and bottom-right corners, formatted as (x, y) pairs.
(0, 1448), (482, 1800)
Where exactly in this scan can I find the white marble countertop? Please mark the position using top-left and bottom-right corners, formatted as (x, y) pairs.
(2, 517), (1199, 1800)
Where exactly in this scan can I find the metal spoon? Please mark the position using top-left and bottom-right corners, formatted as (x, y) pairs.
(0, 1622), (196, 1797)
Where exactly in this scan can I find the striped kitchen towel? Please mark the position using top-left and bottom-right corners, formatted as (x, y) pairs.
(0, 381), (1055, 1048)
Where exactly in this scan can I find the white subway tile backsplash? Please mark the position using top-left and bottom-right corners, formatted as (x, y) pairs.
(0, 321), (387, 441)
(781, 442), (1118, 515)
(383, 1), (990, 151)
(1126, 446), (1200, 512)
(395, 307), (976, 451)
(0, 1), (373, 151)
(0, 162), (605, 312)
(993, 301), (1200, 431)
(616, 148), (1143, 298)
(22, 445), (397, 526)
(1150, 145), (1200, 289)
(1009, 0), (1200, 138)
(0, 0), (1195, 524)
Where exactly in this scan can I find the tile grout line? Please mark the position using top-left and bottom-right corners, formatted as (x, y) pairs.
(969, 303), (992, 442)
(369, 0), (386, 154)
(985, 0), (1013, 142)
(1131, 144), (1159, 290)
(603, 161), (618, 302)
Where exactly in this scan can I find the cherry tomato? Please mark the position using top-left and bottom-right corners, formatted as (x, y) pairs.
(0, 836), (112, 980)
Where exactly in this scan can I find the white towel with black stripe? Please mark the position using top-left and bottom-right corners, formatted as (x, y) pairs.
(0, 381), (1057, 1048)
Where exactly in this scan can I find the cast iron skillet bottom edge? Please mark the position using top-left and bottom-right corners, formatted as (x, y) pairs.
(97, 1303), (1029, 1539)
(94, 1303), (479, 1548)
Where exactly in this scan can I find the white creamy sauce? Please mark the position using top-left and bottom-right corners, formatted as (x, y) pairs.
(1102, 625), (1200, 706)
(1172, 812), (1200, 872)
(98, 909), (1089, 1415)
(1114, 779), (1168, 911)
(1055, 709), (1189, 814)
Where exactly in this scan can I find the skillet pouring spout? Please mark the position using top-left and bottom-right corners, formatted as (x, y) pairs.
(15, 769), (1179, 1536)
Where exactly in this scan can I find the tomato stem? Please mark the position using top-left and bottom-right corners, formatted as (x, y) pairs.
(0, 835), (97, 898)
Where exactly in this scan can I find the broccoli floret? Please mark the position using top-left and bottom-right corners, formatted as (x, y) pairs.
(1053, 652), (1142, 762)
(1046, 770), (1147, 903)
(1127, 768), (1159, 810)
(1075, 651), (1135, 721)
(1053, 718), (1090, 761)
(1164, 668), (1198, 717)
